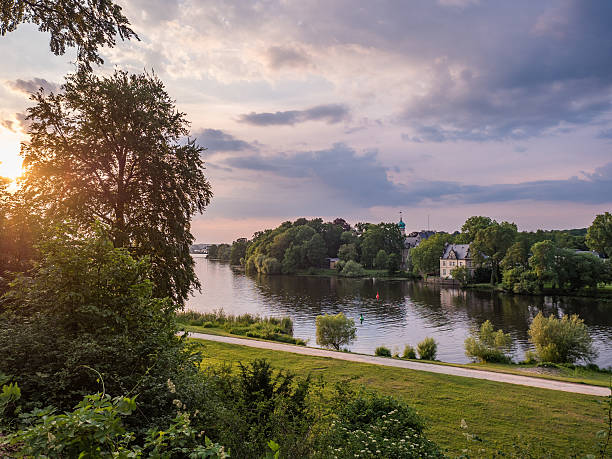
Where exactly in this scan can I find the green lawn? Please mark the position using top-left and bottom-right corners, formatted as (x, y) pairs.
(192, 339), (609, 457)
(183, 327), (611, 387)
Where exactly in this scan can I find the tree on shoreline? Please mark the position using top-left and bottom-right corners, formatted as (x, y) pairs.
(19, 70), (212, 303)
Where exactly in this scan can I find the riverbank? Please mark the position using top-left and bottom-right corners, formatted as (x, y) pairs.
(183, 328), (611, 388)
(191, 336), (609, 456)
(465, 282), (612, 299)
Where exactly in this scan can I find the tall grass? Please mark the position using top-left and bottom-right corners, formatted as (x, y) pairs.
(177, 309), (304, 345)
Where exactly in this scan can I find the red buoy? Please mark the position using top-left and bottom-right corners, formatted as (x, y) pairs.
(376, 291), (380, 300)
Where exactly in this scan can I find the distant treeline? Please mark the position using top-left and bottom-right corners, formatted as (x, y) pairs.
(208, 217), (404, 275)
(204, 213), (612, 291)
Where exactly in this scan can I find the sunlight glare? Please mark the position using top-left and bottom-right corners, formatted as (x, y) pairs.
(0, 127), (23, 182)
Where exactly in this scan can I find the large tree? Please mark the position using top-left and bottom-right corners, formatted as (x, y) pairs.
(0, 0), (137, 67)
(471, 221), (517, 284)
(586, 212), (612, 258)
(20, 70), (212, 303)
(410, 232), (452, 277)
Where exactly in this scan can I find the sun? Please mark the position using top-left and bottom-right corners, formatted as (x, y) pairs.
(0, 128), (24, 181)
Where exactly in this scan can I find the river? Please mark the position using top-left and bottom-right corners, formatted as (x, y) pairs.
(187, 256), (612, 367)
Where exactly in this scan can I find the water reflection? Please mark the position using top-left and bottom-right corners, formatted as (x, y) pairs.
(189, 257), (612, 367)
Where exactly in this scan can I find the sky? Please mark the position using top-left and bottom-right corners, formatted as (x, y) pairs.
(1, 0), (611, 243)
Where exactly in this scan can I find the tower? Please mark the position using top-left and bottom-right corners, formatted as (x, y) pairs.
(398, 211), (406, 236)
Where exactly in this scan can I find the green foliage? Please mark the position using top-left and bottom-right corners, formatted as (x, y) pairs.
(374, 249), (388, 269)
(464, 320), (513, 363)
(261, 257), (282, 274)
(528, 312), (597, 364)
(460, 216), (494, 243)
(281, 245), (302, 274)
(4, 391), (228, 458)
(20, 69), (212, 303)
(359, 223), (403, 268)
(0, 0), (137, 68)
(402, 345), (417, 359)
(410, 233), (452, 276)
(387, 253), (400, 275)
(586, 212), (612, 258)
(529, 240), (557, 288)
(417, 337), (437, 360)
(375, 346), (392, 357)
(500, 240), (530, 271)
(451, 265), (471, 287)
(471, 221), (517, 284)
(316, 313), (356, 351)
(555, 249), (610, 291)
(338, 243), (358, 262)
(194, 359), (312, 458)
(229, 238), (249, 265)
(340, 260), (366, 277)
(312, 383), (442, 458)
(305, 233), (328, 267)
(177, 310), (305, 345)
(0, 228), (191, 426)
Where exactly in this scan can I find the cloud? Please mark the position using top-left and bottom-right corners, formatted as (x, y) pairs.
(266, 45), (311, 70)
(1, 112), (29, 133)
(225, 145), (612, 207)
(193, 128), (256, 152)
(238, 104), (350, 126)
(597, 128), (612, 139)
(6, 78), (59, 95)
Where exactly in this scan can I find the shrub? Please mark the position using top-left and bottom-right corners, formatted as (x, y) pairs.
(340, 260), (365, 277)
(451, 265), (471, 287)
(4, 390), (228, 458)
(402, 345), (417, 359)
(417, 337), (437, 360)
(375, 346), (392, 357)
(335, 259), (345, 272)
(528, 312), (596, 363)
(464, 320), (513, 363)
(316, 312), (356, 351)
(313, 383), (443, 458)
(0, 228), (191, 427)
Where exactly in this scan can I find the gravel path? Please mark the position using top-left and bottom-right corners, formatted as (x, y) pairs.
(189, 332), (610, 397)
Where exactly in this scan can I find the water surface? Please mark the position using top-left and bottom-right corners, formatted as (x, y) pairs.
(188, 257), (612, 367)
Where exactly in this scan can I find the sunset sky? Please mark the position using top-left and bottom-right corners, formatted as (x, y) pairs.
(1, 0), (611, 243)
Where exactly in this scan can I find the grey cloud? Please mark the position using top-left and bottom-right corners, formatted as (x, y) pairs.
(224, 145), (612, 206)
(3, 112), (31, 132)
(597, 128), (612, 139)
(267, 45), (311, 70)
(7, 78), (59, 95)
(194, 128), (256, 152)
(238, 104), (349, 126)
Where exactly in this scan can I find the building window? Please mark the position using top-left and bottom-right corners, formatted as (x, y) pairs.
(442, 260), (446, 266)
(442, 269), (446, 275)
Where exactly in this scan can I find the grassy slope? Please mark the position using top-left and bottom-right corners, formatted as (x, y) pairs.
(192, 339), (609, 457)
(184, 327), (610, 387)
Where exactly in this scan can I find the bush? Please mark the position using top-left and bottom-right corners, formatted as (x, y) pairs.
(528, 312), (596, 363)
(340, 260), (366, 277)
(316, 312), (356, 351)
(313, 383), (443, 458)
(402, 345), (417, 359)
(464, 320), (513, 363)
(0, 228), (190, 427)
(4, 389), (228, 458)
(375, 346), (392, 357)
(451, 265), (471, 287)
(417, 337), (437, 360)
